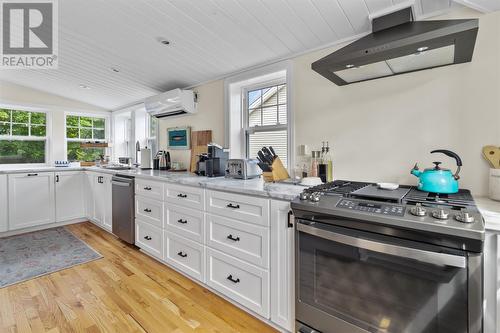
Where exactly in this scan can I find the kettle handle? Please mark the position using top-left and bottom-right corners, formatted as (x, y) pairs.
(430, 149), (462, 180)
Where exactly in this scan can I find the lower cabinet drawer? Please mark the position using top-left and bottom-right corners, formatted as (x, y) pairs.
(135, 220), (163, 259)
(206, 248), (269, 318)
(135, 196), (164, 228)
(206, 214), (269, 268)
(164, 232), (205, 282)
(165, 204), (204, 243)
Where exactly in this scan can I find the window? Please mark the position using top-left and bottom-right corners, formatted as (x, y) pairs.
(146, 114), (158, 154)
(66, 115), (108, 162)
(0, 109), (48, 164)
(245, 83), (288, 168)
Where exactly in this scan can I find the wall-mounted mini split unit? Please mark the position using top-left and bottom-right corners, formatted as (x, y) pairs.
(145, 88), (197, 118)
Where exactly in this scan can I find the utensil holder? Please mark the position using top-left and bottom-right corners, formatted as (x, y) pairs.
(263, 157), (289, 182)
(489, 168), (500, 201)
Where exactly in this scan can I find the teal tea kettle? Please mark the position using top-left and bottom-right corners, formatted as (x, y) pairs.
(411, 149), (462, 194)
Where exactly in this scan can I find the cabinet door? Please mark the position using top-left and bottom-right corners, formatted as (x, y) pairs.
(270, 200), (294, 331)
(92, 174), (105, 225)
(0, 175), (7, 232)
(55, 171), (84, 222)
(8, 172), (55, 230)
(102, 174), (113, 231)
(83, 172), (94, 219)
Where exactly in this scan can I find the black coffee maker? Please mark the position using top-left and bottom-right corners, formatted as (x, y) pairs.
(195, 144), (228, 177)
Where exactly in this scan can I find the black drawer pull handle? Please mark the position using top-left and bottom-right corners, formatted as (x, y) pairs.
(27, 173), (38, 177)
(144, 208), (152, 213)
(144, 186), (152, 190)
(144, 236), (152, 240)
(226, 203), (240, 209)
(177, 251), (187, 258)
(177, 193), (187, 198)
(177, 219), (188, 224)
(227, 234), (240, 242)
(227, 275), (240, 283)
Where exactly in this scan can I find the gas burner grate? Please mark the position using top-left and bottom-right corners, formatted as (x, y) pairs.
(404, 188), (475, 207)
(304, 180), (371, 195)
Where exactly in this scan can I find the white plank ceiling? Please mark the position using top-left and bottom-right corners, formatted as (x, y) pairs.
(0, 0), (475, 110)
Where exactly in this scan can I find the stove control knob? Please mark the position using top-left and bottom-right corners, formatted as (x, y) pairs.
(410, 203), (427, 217)
(455, 209), (475, 223)
(310, 192), (321, 202)
(299, 192), (310, 201)
(432, 209), (450, 220)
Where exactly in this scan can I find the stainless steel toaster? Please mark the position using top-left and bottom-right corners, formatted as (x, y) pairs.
(225, 159), (262, 180)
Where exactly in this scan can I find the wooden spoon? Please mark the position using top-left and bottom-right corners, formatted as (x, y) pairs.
(482, 145), (500, 169)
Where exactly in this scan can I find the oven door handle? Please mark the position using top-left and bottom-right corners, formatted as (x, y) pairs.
(297, 223), (466, 268)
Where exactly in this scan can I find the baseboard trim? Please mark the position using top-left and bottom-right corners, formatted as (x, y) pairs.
(0, 218), (87, 238)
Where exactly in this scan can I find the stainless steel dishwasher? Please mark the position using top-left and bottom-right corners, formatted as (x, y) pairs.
(111, 175), (135, 244)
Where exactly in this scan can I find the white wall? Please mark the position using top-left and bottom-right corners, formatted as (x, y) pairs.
(158, 80), (224, 169)
(293, 8), (500, 195)
(0, 81), (110, 165)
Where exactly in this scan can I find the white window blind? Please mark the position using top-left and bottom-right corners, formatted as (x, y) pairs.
(245, 83), (288, 168)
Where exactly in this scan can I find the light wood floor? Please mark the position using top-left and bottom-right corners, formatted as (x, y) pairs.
(0, 222), (277, 333)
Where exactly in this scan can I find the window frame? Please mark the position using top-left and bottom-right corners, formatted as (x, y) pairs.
(242, 78), (289, 167)
(64, 112), (110, 161)
(0, 107), (51, 167)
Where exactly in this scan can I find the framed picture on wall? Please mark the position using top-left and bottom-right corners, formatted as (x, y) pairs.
(167, 126), (191, 149)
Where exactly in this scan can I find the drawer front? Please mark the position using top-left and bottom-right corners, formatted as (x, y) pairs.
(164, 232), (205, 282)
(135, 179), (164, 200)
(136, 220), (163, 259)
(206, 214), (269, 268)
(165, 204), (204, 243)
(206, 248), (269, 318)
(206, 190), (269, 226)
(135, 196), (164, 228)
(165, 184), (205, 210)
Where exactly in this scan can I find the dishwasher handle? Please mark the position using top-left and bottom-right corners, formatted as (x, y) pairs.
(111, 180), (131, 187)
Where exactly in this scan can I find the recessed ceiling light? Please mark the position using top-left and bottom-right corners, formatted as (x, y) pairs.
(79, 84), (90, 89)
(111, 67), (120, 73)
(417, 46), (429, 52)
(157, 37), (171, 45)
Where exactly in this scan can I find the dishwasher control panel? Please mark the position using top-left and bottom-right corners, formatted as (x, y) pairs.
(336, 199), (405, 216)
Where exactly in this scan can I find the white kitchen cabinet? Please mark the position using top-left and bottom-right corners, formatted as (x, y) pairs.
(136, 219), (163, 259)
(206, 247), (270, 318)
(165, 184), (205, 210)
(55, 171), (85, 222)
(84, 172), (93, 219)
(164, 231), (205, 282)
(270, 200), (294, 331)
(88, 172), (112, 231)
(0, 175), (7, 232)
(8, 172), (55, 230)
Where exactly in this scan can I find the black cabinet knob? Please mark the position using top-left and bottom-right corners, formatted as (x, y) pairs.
(177, 193), (187, 198)
(226, 203), (240, 209)
(144, 236), (152, 241)
(144, 186), (152, 191)
(177, 219), (188, 224)
(144, 208), (152, 213)
(177, 251), (187, 258)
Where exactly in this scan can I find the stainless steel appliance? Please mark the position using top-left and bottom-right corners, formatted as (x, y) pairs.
(156, 150), (171, 170)
(225, 159), (262, 179)
(111, 175), (135, 244)
(292, 180), (484, 333)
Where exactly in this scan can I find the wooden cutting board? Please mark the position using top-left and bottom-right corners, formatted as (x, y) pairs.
(190, 130), (212, 172)
(483, 145), (500, 169)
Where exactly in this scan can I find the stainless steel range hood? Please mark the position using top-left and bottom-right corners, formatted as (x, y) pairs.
(311, 7), (478, 85)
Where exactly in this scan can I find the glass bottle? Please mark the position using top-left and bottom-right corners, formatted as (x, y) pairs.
(325, 141), (333, 182)
(310, 151), (319, 177)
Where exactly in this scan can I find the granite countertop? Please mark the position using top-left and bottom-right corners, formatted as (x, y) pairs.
(474, 196), (500, 232)
(0, 166), (305, 201)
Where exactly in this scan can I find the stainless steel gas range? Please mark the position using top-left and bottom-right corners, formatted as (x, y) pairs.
(291, 180), (485, 333)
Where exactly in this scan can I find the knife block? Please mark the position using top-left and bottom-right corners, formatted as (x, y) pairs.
(263, 157), (289, 182)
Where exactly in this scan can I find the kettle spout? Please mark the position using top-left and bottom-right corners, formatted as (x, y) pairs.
(411, 163), (421, 177)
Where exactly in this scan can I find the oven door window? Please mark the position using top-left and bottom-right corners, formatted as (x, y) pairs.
(297, 222), (468, 333)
